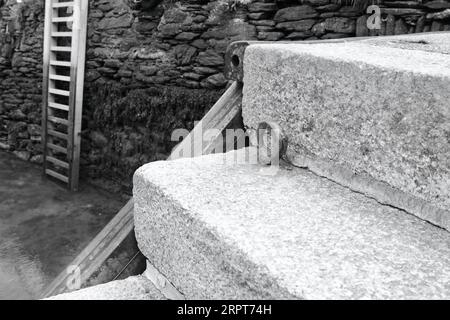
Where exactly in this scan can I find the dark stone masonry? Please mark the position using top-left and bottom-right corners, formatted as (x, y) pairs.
(1, 0), (449, 191)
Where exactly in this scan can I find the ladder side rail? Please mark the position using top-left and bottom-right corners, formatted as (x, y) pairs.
(41, 0), (54, 175)
(66, 0), (79, 190)
(70, 0), (88, 191)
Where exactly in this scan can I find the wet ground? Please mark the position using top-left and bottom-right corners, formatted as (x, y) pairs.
(0, 151), (133, 299)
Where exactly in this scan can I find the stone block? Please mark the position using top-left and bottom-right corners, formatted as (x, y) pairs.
(133, 149), (450, 299)
(196, 50), (224, 67)
(324, 17), (356, 33)
(242, 33), (450, 230)
(274, 5), (318, 22)
(276, 19), (316, 32)
(48, 276), (166, 300)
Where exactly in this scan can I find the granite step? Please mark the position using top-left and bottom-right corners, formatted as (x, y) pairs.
(133, 148), (450, 299)
(46, 275), (166, 300)
(241, 32), (450, 231)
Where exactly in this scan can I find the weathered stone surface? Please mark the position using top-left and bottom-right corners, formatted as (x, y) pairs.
(158, 23), (181, 37)
(193, 66), (217, 75)
(415, 15), (426, 33)
(203, 73), (227, 88)
(89, 131), (108, 147)
(173, 44), (197, 66)
(248, 3), (278, 13)
(356, 15), (369, 37)
(183, 72), (203, 81)
(247, 12), (272, 20)
(250, 19), (276, 27)
(424, 0), (450, 9)
(431, 20), (444, 31)
(175, 31), (199, 41)
(427, 8), (450, 19)
(242, 34), (450, 229)
(257, 31), (285, 41)
(9, 109), (26, 121)
(311, 21), (326, 35)
(104, 59), (121, 69)
(47, 276), (166, 300)
(13, 150), (30, 161)
(134, 148), (450, 299)
(27, 124), (41, 136)
(381, 8), (426, 16)
(324, 17), (356, 33)
(97, 13), (133, 30)
(394, 18), (408, 34)
(274, 5), (318, 22)
(196, 50), (224, 66)
(256, 25), (275, 32)
(161, 6), (188, 24)
(276, 19), (316, 32)
(384, 1), (426, 8)
(385, 14), (396, 35)
(321, 32), (348, 39)
(285, 31), (313, 40)
(316, 3), (341, 12)
(338, 6), (361, 17)
(306, 0), (330, 6)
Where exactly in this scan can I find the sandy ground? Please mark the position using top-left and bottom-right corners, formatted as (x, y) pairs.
(0, 151), (138, 299)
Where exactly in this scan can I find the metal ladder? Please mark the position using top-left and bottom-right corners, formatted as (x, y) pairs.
(42, 0), (88, 191)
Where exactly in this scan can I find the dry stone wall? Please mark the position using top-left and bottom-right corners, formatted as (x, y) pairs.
(0, 0), (449, 190)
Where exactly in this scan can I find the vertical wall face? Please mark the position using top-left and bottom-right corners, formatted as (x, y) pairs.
(0, 0), (45, 163)
(1, 0), (449, 189)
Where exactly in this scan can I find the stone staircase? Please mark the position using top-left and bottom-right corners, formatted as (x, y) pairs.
(50, 32), (450, 300)
(133, 148), (450, 299)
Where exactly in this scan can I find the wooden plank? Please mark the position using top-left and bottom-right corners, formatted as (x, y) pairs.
(49, 88), (70, 96)
(47, 156), (69, 169)
(48, 102), (69, 111)
(48, 115), (69, 126)
(143, 261), (185, 300)
(48, 129), (68, 140)
(169, 81), (243, 160)
(52, 1), (75, 8)
(68, 0), (88, 191)
(50, 46), (72, 52)
(50, 74), (71, 82)
(47, 143), (67, 154)
(42, 0), (53, 176)
(52, 16), (74, 23)
(51, 32), (73, 37)
(45, 168), (69, 183)
(50, 60), (71, 67)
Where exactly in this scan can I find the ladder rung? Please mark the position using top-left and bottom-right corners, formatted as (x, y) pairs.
(45, 169), (69, 183)
(47, 130), (68, 140)
(52, 16), (74, 23)
(50, 60), (71, 67)
(48, 102), (69, 111)
(48, 129), (68, 140)
(49, 88), (70, 96)
(51, 32), (72, 37)
(52, 2), (75, 8)
(47, 156), (69, 169)
(51, 46), (72, 52)
(48, 115), (69, 126)
(50, 74), (71, 82)
(47, 143), (67, 154)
